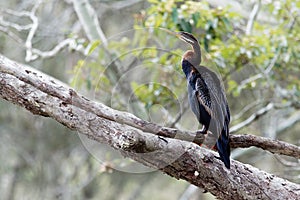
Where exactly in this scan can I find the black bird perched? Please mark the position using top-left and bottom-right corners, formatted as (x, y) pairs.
(176, 31), (231, 169)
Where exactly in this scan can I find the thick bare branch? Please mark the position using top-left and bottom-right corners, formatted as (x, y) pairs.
(0, 54), (299, 158)
(0, 54), (300, 199)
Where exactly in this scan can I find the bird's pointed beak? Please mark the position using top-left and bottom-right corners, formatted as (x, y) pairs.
(162, 29), (180, 37)
(161, 29), (195, 44)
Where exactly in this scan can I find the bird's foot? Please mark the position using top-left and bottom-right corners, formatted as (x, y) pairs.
(158, 136), (168, 144)
(196, 130), (207, 135)
(214, 156), (222, 161)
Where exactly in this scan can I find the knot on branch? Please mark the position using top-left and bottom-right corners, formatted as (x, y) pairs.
(120, 132), (158, 153)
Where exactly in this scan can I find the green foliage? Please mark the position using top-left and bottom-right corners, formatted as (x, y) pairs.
(71, 0), (300, 120)
(88, 40), (102, 55)
(131, 82), (178, 110)
(143, 0), (300, 103)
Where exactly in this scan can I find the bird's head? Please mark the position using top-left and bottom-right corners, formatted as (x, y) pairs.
(176, 32), (201, 66)
(161, 29), (202, 66)
(177, 32), (198, 45)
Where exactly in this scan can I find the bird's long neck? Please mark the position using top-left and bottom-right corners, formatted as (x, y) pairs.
(192, 45), (201, 66)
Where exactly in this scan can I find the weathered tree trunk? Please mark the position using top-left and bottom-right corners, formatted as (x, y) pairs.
(0, 54), (299, 199)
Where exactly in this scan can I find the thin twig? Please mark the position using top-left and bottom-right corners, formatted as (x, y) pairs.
(0, 26), (23, 43)
(276, 110), (300, 134)
(274, 155), (300, 168)
(179, 184), (199, 200)
(0, 3), (87, 61)
(168, 93), (190, 128)
(230, 102), (274, 133)
(25, 0), (42, 62)
(246, 0), (261, 35)
(232, 100), (261, 121)
(30, 38), (83, 59)
(237, 50), (279, 92)
(0, 16), (32, 31)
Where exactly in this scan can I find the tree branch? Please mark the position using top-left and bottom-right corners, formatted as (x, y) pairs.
(24, 0), (42, 62)
(0, 54), (300, 199)
(230, 102), (274, 133)
(72, 0), (108, 46)
(0, 3), (87, 62)
(0, 53), (299, 157)
(72, 0), (148, 119)
(246, 0), (261, 35)
(230, 134), (300, 159)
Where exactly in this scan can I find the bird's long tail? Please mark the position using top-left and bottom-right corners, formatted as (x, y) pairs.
(216, 122), (230, 169)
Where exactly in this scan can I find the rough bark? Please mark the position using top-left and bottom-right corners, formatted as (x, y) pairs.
(0, 54), (299, 199)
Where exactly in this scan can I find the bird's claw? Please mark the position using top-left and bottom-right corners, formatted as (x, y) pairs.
(158, 136), (168, 144)
(214, 156), (223, 161)
(196, 130), (207, 135)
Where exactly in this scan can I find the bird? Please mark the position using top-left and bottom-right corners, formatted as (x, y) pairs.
(176, 31), (231, 169)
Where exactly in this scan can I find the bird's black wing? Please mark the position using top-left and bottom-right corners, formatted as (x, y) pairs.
(187, 71), (209, 123)
(195, 66), (230, 141)
(195, 66), (231, 168)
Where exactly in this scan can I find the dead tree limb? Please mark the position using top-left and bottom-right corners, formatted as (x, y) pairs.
(0, 54), (299, 199)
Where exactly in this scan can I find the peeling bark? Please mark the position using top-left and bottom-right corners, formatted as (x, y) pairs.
(0, 54), (299, 199)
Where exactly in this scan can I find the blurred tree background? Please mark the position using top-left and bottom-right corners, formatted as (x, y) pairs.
(0, 0), (299, 199)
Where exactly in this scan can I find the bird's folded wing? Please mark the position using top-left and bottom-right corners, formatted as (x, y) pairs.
(195, 71), (228, 135)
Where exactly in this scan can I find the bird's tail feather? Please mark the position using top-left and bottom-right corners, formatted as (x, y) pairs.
(216, 125), (230, 169)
